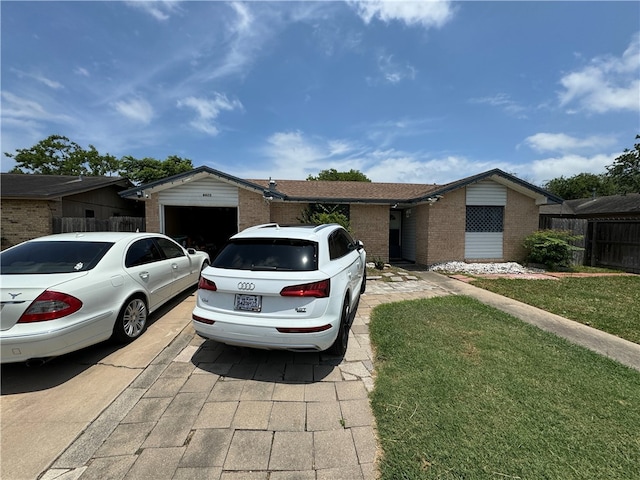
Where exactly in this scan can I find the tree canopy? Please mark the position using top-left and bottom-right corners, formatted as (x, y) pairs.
(543, 134), (640, 199)
(5, 135), (193, 185)
(307, 168), (371, 182)
(543, 173), (617, 200)
(6, 135), (119, 176)
(606, 134), (640, 194)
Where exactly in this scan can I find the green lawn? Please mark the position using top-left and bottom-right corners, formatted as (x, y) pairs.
(470, 276), (640, 344)
(369, 296), (640, 480)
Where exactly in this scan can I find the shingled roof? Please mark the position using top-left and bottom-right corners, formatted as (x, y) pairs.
(540, 193), (640, 217)
(250, 179), (441, 203)
(119, 166), (561, 205)
(1, 174), (132, 199)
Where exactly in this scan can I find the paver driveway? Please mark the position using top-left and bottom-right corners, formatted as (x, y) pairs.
(41, 278), (449, 480)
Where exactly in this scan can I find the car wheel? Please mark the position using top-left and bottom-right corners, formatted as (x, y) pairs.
(360, 272), (367, 294)
(327, 296), (350, 356)
(112, 296), (148, 343)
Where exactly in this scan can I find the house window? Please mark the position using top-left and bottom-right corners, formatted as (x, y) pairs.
(466, 206), (503, 232)
(85, 209), (95, 218)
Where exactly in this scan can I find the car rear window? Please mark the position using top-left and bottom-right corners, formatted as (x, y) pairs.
(0, 241), (114, 274)
(212, 238), (318, 271)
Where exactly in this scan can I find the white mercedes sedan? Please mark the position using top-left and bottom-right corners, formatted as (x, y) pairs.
(1, 232), (209, 364)
(192, 223), (366, 356)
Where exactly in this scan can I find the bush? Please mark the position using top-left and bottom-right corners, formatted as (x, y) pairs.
(523, 230), (583, 270)
(298, 205), (351, 231)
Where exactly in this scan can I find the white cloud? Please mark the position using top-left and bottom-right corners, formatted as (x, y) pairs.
(376, 54), (416, 84)
(558, 33), (640, 113)
(10, 68), (63, 89)
(177, 94), (243, 136)
(348, 0), (455, 28)
(470, 93), (527, 118)
(1, 91), (72, 123)
(74, 67), (90, 77)
(524, 132), (617, 154)
(125, 0), (182, 21)
(113, 97), (154, 124)
(529, 153), (615, 185)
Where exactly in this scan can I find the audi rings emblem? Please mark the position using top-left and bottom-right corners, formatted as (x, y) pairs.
(237, 282), (255, 291)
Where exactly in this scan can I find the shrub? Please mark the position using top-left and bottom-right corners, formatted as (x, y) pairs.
(299, 205), (351, 231)
(523, 230), (583, 270)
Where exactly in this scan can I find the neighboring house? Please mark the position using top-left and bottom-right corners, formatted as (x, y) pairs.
(120, 166), (561, 266)
(1, 174), (143, 249)
(540, 193), (640, 273)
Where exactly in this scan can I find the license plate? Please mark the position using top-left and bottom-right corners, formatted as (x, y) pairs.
(234, 294), (262, 312)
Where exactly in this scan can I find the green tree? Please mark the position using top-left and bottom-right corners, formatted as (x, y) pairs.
(5, 135), (119, 176)
(606, 134), (640, 194)
(119, 155), (193, 184)
(307, 168), (371, 182)
(543, 173), (617, 200)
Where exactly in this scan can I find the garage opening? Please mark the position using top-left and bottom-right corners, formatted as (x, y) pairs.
(164, 206), (237, 259)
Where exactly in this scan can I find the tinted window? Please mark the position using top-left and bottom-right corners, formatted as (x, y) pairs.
(156, 237), (185, 259)
(213, 239), (318, 271)
(0, 241), (113, 274)
(329, 230), (354, 260)
(125, 239), (164, 268)
(466, 206), (504, 232)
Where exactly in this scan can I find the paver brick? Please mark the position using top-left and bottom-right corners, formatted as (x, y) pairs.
(269, 431), (313, 471)
(142, 415), (195, 448)
(268, 402), (306, 431)
(306, 401), (343, 431)
(304, 382), (336, 402)
(194, 401), (238, 429)
(232, 401), (273, 430)
(224, 430), (272, 470)
(207, 380), (244, 401)
(340, 399), (374, 427)
(163, 392), (208, 417)
(313, 429), (359, 470)
(124, 446), (185, 479)
(94, 422), (155, 457)
(121, 397), (172, 424)
(179, 429), (233, 468)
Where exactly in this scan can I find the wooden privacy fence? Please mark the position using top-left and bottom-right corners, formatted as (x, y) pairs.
(586, 220), (640, 274)
(540, 217), (587, 266)
(541, 217), (640, 273)
(53, 217), (145, 234)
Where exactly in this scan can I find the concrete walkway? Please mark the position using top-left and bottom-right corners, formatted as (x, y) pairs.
(29, 271), (640, 479)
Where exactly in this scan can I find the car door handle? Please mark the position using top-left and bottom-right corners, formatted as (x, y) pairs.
(139, 271), (149, 280)
(172, 263), (178, 270)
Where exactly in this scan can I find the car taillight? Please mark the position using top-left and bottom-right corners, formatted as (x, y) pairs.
(18, 291), (83, 323)
(280, 279), (330, 298)
(192, 314), (215, 325)
(198, 277), (217, 291)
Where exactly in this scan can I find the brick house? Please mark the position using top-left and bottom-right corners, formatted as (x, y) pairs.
(120, 167), (561, 266)
(1, 174), (142, 249)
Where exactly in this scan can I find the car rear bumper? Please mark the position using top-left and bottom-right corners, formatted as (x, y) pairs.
(191, 308), (339, 352)
(0, 313), (113, 363)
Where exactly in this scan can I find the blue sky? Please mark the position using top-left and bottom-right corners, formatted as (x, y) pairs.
(2, 1), (639, 186)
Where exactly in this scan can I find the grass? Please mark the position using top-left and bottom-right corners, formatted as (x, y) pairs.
(369, 296), (640, 480)
(469, 275), (640, 344)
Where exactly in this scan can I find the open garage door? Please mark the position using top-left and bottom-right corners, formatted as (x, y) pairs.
(164, 206), (237, 259)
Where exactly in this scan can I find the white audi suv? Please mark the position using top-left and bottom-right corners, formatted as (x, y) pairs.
(192, 223), (366, 356)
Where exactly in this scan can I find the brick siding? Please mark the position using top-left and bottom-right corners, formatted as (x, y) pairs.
(1, 199), (58, 249)
(144, 194), (161, 233)
(420, 188), (466, 265)
(503, 188), (540, 261)
(271, 202), (307, 225)
(238, 189), (270, 231)
(350, 204), (389, 262)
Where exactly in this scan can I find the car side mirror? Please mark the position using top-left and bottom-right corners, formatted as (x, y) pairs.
(355, 240), (364, 250)
(187, 248), (197, 255)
